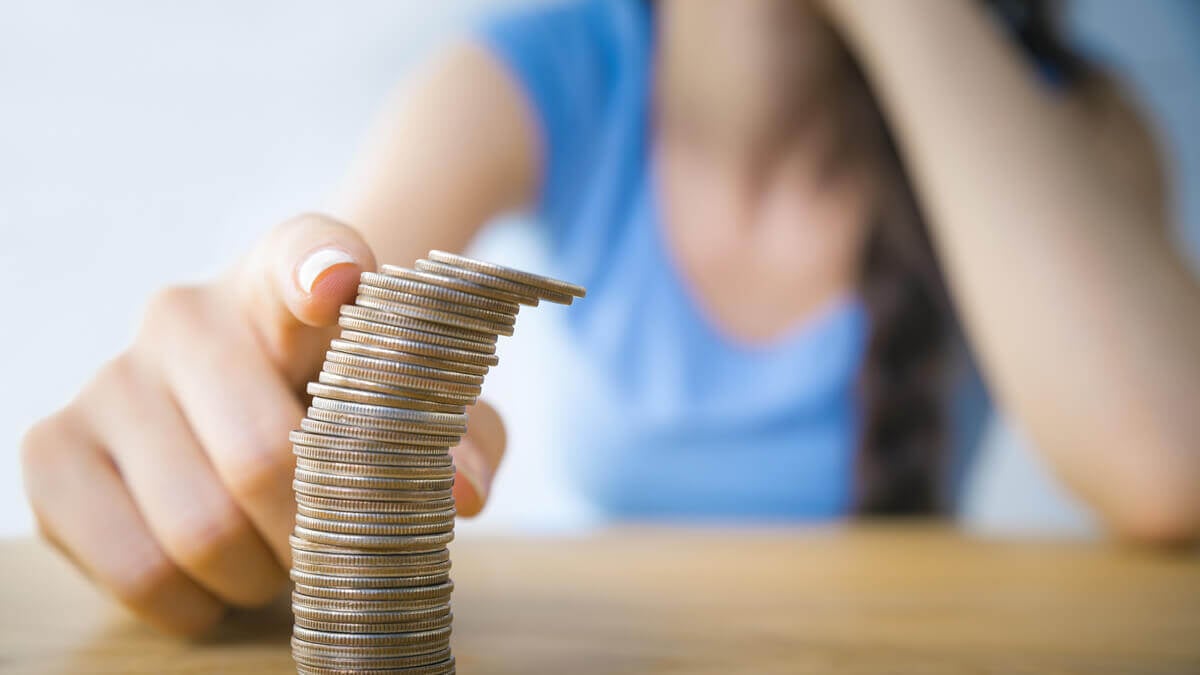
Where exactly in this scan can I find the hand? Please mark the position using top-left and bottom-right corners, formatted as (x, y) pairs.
(20, 213), (507, 635)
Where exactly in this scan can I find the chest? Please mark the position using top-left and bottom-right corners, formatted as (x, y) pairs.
(654, 141), (870, 345)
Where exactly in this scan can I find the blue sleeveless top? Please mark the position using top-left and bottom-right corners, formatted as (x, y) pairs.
(478, 0), (987, 520)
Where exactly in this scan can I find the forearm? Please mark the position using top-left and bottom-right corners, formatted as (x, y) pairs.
(328, 42), (537, 266)
(829, 1), (1200, 540)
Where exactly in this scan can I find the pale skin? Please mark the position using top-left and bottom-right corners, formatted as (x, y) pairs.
(20, 0), (1200, 636)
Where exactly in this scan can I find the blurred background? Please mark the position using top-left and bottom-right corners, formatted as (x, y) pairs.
(1, 0), (1197, 538)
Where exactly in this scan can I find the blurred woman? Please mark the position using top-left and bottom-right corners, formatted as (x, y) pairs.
(22, 0), (1200, 635)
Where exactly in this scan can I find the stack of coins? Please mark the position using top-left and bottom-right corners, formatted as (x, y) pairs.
(289, 250), (585, 675)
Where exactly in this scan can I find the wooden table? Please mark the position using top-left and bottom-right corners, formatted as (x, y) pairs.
(2, 525), (1198, 674)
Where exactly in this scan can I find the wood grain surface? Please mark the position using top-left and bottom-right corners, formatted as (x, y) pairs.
(1, 524), (1198, 674)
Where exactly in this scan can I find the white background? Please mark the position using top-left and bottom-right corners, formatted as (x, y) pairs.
(1, 0), (1197, 538)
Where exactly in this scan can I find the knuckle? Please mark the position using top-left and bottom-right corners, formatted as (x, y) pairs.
(222, 429), (294, 503)
(140, 284), (203, 338)
(163, 499), (248, 570)
(112, 549), (181, 606)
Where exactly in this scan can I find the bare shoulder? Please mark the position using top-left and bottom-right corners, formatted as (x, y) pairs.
(1064, 71), (1169, 225)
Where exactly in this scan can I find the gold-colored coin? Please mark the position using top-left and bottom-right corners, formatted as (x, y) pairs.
(291, 526), (454, 552)
(380, 264), (538, 305)
(292, 625), (452, 648)
(360, 272), (520, 314)
(331, 338), (490, 377)
(338, 314), (496, 354)
(324, 350), (485, 386)
(293, 469), (453, 492)
(292, 480), (453, 503)
(290, 430), (449, 456)
(292, 591), (450, 613)
(306, 406), (467, 435)
(293, 495), (456, 515)
(428, 249), (586, 298)
(339, 329), (499, 368)
(300, 418), (460, 447)
(415, 259), (574, 305)
(292, 559), (452, 578)
(318, 372), (477, 407)
(292, 445), (453, 469)
(295, 458), (455, 480)
(295, 515), (454, 537)
(307, 383), (468, 415)
(297, 505), (457, 524)
(290, 641), (451, 669)
(291, 540), (451, 565)
(357, 283), (516, 325)
(291, 569), (451, 590)
(321, 362), (482, 396)
(295, 613), (453, 634)
(354, 295), (514, 337)
(292, 605), (449, 625)
(292, 580), (454, 601)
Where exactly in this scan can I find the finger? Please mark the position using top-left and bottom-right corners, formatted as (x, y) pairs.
(20, 409), (224, 636)
(451, 400), (506, 517)
(141, 292), (303, 565)
(83, 356), (287, 607)
(230, 212), (376, 383)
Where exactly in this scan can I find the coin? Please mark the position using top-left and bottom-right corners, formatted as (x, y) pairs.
(358, 284), (517, 325)
(293, 605), (449, 625)
(297, 505), (456, 524)
(381, 264), (539, 305)
(291, 543), (450, 566)
(339, 329), (500, 368)
(306, 383), (468, 415)
(355, 295), (515, 337)
(318, 372), (478, 407)
(360, 272), (521, 314)
(291, 641), (451, 668)
(292, 581), (454, 602)
(292, 560), (452, 579)
(293, 625), (452, 648)
(293, 446), (453, 469)
(292, 591), (450, 613)
(292, 526), (454, 552)
(292, 569), (452, 590)
(295, 515), (454, 537)
(338, 315), (497, 354)
(294, 469), (453, 492)
(295, 613), (453, 634)
(306, 406), (467, 435)
(429, 249), (587, 298)
(295, 458), (455, 480)
(301, 418), (460, 447)
(320, 363), (482, 397)
(331, 338), (491, 376)
(292, 480), (454, 503)
(290, 430), (450, 455)
(295, 653), (453, 667)
(309, 397), (469, 426)
(324, 350), (486, 386)
(294, 495), (456, 515)
(415, 259), (574, 305)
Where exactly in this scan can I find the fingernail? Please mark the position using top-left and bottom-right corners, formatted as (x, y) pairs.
(297, 248), (357, 294)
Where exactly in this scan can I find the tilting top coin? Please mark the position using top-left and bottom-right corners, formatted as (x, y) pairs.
(428, 250), (586, 299)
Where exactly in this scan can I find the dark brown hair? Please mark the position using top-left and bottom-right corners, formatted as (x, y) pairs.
(844, 0), (1082, 514)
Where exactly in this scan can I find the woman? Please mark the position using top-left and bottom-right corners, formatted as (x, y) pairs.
(21, 0), (1200, 635)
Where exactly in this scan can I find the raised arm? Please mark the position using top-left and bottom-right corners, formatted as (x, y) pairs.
(827, 0), (1200, 543)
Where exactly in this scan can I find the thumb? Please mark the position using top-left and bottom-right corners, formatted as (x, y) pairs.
(231, 212), (376, 378)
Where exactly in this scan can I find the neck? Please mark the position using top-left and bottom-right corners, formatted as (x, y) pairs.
(654, 0), (842, 171)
